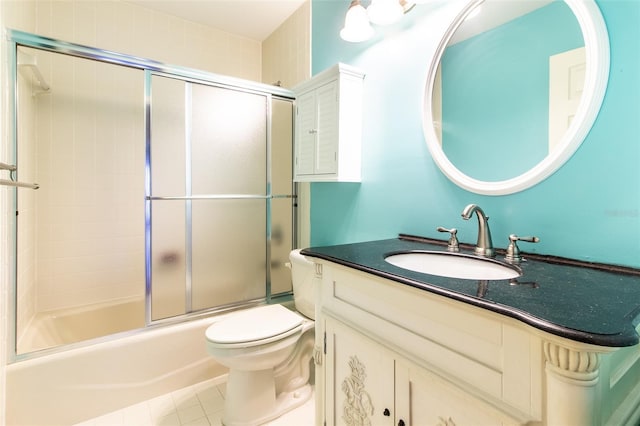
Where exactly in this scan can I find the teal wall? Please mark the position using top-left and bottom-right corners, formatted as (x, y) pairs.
(442, 2), (582, 181)
(309, 0), (640, 268)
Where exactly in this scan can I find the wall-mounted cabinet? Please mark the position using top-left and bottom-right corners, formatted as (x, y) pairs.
(293, 63), (365, 182)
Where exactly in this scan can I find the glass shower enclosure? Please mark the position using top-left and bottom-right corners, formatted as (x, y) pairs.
(148, 74), (296, 321)
(6, 30), (296, 358)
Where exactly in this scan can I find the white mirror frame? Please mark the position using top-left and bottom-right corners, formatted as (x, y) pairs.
(423, 0), (610, 195)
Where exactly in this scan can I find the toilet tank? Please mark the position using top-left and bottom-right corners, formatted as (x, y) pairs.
(289, 249), (316, 319)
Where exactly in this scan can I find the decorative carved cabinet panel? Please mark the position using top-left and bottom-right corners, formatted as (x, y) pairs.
(325, 317), (395, 426)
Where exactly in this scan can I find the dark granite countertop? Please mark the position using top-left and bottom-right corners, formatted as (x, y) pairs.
(301, 235), (640, 348)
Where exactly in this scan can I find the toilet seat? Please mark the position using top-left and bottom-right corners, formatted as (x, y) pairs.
(206, 304), (304, 349)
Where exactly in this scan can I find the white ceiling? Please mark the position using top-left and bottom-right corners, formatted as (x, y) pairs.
(124, 0), (307, 42)
(125, 0), (555, 44)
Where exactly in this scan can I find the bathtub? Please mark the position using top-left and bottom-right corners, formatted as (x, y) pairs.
(17, 297), (146, 354)
(6, 312), (229, 425)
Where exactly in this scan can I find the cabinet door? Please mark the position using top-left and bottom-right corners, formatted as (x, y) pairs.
(314, 81), (339, 175)
(396, 359), (523, 426)
(295, 90), (317, 176)
(325, 317), (395, 426)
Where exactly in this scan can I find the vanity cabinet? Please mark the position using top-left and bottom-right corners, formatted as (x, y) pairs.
(312, 258), (640, 426)
(325, 315), (521, 426)
(293, 63), (364, 182)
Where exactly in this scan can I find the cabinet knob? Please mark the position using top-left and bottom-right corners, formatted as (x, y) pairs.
(383, 408), (390, 416)
(398, 420), (406, 426)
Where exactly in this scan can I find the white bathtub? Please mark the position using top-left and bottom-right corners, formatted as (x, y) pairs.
(17, 297), (146, 354)
(6, 313), (228, 425)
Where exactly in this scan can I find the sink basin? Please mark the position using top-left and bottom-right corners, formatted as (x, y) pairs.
(385, 251), (520, 280)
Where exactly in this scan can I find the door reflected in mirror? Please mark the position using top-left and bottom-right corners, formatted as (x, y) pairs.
(432, 0), (584, 182)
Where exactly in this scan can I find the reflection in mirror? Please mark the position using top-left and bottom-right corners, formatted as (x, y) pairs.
(425, 0), (609, 194)
(434, 1), (583, 181)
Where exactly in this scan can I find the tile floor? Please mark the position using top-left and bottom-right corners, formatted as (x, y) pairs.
(74, 378), (315, 426)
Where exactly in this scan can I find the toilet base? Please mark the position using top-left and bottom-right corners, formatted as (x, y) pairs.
(222, 368), (313, 426)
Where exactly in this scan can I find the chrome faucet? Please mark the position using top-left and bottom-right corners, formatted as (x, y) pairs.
(461, 204), (495, 258)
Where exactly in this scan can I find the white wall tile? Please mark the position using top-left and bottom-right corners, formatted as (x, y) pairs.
(262, 1), (311, 88)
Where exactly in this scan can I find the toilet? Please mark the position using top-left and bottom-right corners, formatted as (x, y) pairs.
(205, 249), (316, 426)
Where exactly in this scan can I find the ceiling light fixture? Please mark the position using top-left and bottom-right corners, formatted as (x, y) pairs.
(340, 0), (416, 42)
(340, 0), (375, 42)
(367, 0), (404, 25)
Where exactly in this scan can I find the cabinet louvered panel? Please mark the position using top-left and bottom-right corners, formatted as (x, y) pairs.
(315, 82), (339, 175)
(295, 91), (317, 176)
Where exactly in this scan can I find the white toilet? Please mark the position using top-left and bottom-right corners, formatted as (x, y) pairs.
(205, 249), (316, 426)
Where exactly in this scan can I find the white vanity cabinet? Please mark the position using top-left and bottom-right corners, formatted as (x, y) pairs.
(293, 63), (364, 182)
(324, 316), (522, 426)
(313, 259), (640, 426)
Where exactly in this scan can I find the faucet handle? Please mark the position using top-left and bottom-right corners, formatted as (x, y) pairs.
(437, 226), (459, 252)
(505, 234), (539, 263)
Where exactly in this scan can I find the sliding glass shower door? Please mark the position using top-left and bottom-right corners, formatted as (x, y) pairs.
(149, 74), (294, 321)
(9, 29), (295, 357)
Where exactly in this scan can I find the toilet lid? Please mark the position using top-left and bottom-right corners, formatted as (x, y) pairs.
(205, 304), (304, 344)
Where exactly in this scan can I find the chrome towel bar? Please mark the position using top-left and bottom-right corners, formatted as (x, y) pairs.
(0, 179), (39, 190)
(0, 162), (39, 189)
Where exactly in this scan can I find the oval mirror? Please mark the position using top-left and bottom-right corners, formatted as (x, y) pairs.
(423, 0), (609, 195)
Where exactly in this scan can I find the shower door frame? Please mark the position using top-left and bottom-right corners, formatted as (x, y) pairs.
(6, 29), (297, 361)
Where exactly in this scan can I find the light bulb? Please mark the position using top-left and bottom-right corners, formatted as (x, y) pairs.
(367, 0), (403, 26)
(340, 1), (374, 42)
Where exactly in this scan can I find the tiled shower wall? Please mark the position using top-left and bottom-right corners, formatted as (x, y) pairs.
(14, 53), (39, 341)
(32, 1), (264, 81)
(262, 0), (311, 89)
(27, 49), (146, 313)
